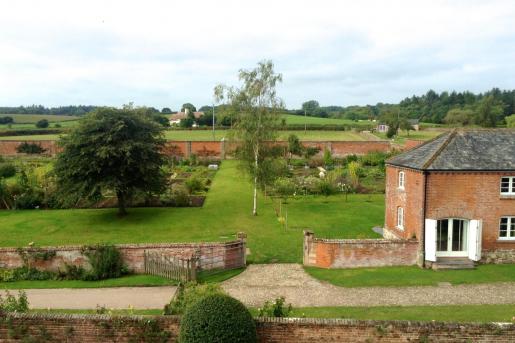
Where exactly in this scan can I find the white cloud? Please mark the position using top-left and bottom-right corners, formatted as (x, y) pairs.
(0, 0), (515, 108)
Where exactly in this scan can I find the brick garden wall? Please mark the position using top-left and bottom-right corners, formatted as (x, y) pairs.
(0, 238), (246, 273)
(1, 314), (514, 343)
(303, 231), (419, 268)
(0, 140), (390, 158)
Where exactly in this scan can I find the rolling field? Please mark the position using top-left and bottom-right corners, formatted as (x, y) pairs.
(281, 114), (372, 126)
(0, 114), (80, 130)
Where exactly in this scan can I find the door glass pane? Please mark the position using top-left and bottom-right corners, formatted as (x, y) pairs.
(452, 219), (467, 251)
(437, 220), (448, 252)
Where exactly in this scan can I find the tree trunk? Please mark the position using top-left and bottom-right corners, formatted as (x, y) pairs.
(252, 147), (258, 216)
(117, 190), (127, 216)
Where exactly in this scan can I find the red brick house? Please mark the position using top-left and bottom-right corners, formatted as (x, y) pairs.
(384, 129), (515, 268)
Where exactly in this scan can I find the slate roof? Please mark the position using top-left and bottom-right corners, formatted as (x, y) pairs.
(386, 129), (515, 171)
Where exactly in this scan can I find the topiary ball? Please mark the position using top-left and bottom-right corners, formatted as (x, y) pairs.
(179, 293), (257, 343)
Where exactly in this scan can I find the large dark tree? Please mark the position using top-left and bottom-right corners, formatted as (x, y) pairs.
(54, 107), (167, 215)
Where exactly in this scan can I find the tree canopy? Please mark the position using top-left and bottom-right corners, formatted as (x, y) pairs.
(54, 107), (167, 215)
(215, 60), (283, 215)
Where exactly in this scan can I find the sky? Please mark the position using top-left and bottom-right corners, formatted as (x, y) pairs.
(1, 0), (515, 110)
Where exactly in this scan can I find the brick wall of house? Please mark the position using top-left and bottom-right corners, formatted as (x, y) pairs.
(303, 231), (419, 268)
(1, 314), (514, 343)
(404, 139), (425, 150)
(384, 166), (426, 241)
(0, 239), (246, 272)
(425, 172), (515, 252)
(0, 140), (391, 158)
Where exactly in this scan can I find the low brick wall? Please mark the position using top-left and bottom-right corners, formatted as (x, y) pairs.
(0, 139), (390, 159)
(0, 236), (246, 273)
(1, 314), (514, 343)
(303, 231), (419, 268)
(404, 139), (425, 150)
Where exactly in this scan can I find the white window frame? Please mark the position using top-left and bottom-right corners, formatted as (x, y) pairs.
(397, 207), (404, 230)
(499, 216), (515, 240)
(398, 171), (405, 190)
(500, 176), (515, 195)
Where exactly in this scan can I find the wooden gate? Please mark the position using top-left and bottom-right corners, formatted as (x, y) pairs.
(144, 251), (197, 282)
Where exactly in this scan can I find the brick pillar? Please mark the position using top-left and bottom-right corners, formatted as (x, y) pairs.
(186, 141), (192, 158)
(237, 232), (247, 266)
(303, 230), (314, 266)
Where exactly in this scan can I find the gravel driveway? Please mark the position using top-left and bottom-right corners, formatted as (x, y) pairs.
(1, 286), (177, 310)
(221, 264), (515, 307)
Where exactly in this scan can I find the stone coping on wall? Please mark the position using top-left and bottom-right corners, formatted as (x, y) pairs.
(311, 238), (419, 245)
(2, 312), (514, 330)
(0, 240), (243, 252)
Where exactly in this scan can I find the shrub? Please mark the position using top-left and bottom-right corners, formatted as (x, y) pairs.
(11, 266), (56, 281)
(164, 282), (224, 315)
(82, 245), (128, 280)
(179, 294), (257, 343)
(323, 148), (333, 167)
(0, 291), (29, 313)
(16, 142), (46, 154)
(0, 163), (16, 178)
(303, 146), (321, 159)
(35, 119), (49, 128)
(348, 161), (363, 187)
(318, 179), (338, 196)
(273, 177), (297, 199)
(185, 176), (205, 194)
(171, 185), (190, 207)
(360, 151), (387, 167)
(257, 297), (292, 317)
(0, 116), (14, 124)
(54, 123), (62, 128)
(14, 189), (44, 209)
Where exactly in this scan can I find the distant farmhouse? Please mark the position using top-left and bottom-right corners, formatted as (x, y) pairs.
(169, 108), (204, 126)
(384, 129), (515, 268)
(376, 119), (420, 133)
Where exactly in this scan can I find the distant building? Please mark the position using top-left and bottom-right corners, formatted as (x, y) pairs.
(408, 119), (420, 131)
(377, 123), (389, 133)
(169, 109), (204, 126)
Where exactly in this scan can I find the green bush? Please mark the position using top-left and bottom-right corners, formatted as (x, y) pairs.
(0, 291), (29, 313)
(185, 176), (205, 194)
(164, 282), (224, 315)
(83, 245), (128, 281)
(0, 163), (16, 178)
(14, 190), (44, 209)
(16, 142), (46, 154)
(179, 294), (257, 343)
(169, 185), (191, 207)
(35, 119), (49, 128)
(257, 296), (292, 317)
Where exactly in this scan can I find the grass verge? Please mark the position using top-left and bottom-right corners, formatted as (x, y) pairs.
(305, 264), (515, 287)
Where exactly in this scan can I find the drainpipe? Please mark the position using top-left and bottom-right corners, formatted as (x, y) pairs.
(421, 170), (428, 268)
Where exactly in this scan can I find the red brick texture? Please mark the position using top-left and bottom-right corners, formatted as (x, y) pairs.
(404, 139), (425, 150)
(303, 232), (418, 268)
(384, 167), (426, 241)
(1, 314), (514, 343)
(0, 140), (390, 158)
(0, 140), (60, 156)
(384, 166), (515, 262)
(0, 240), (246, 273)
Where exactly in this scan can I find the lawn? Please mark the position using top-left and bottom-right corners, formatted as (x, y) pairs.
(0, 114), (78, 124)
(0, 161), (383, 263)
(0, 275), (174, 289)
(374, 129), (446, 144)
(31, 305), (515, 323)
(305, 264), (515, 287)
(256, 305), (515, 323)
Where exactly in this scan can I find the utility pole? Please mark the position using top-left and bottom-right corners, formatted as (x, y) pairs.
(212, 104), (215, 141)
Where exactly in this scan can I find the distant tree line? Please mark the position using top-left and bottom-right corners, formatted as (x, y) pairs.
(289, 88), (515, 127)
(0, 105), (99, 116)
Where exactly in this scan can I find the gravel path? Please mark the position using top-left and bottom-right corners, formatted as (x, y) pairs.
(221, 264), (515, 307)
(1, 287), (177, 310)
(4, 264), (515, 309)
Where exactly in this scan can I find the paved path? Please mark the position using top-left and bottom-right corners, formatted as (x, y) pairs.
(1, 287), (177, 310)
(4, 264), (515, 309)
(221, 264), (515, 307)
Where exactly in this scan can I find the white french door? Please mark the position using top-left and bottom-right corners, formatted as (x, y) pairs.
(436, 219), (468, 257)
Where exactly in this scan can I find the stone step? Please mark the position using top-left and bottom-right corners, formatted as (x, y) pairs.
(432, 257), (476, 270)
